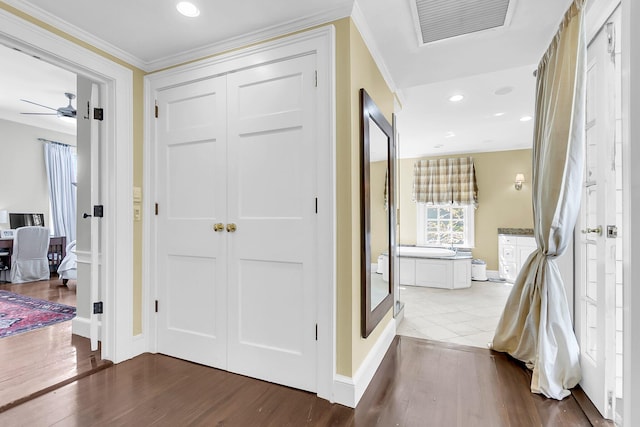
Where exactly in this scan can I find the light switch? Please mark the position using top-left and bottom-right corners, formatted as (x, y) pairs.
(134, 205), (142, 221)
(133, 186), (142, 203)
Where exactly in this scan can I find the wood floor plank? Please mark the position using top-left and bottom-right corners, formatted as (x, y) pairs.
(0, 336), (608, 426)
(0, 278), (108, 412)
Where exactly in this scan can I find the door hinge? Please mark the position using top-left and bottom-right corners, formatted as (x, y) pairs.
(315, 197), (318, 214)
(155, 203), (159, 215)
(93, 301), (104, 314)
(315, 324), (318, 341)
(314, 70), (318, 88)
(93, 107), (104, 121)
(93, 205), (104, 218)
(155, 102), (159, 118)
(155, 300), (159, 313)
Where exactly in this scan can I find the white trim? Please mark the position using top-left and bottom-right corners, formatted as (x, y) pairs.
(351, 1), (401, 104)
(331, 318), (396, 408)
(486, 269), (501, 281)
(0, 8), (135, 364)
(586, 0), (620, 43)
(1, 0), (146, 70)
(621, 0), (640, 425)
(71, 315), (102, 339)
(144, 26), (336, 402)
(3, 0), (350, 73)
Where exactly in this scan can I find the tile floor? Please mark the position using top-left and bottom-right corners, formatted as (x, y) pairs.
(396, 280), (513, 349)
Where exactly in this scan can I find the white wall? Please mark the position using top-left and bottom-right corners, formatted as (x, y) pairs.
(0, 118), (75, 231)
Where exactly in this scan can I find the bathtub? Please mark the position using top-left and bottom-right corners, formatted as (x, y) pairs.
(381, 246), (472, 289)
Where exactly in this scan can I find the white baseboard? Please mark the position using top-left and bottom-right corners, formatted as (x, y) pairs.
(130, 333), (147, 358)
(72, 315), (102, 339)
(332, 318), (396, 408)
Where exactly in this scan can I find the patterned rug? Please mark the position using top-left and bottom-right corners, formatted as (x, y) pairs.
(0, 290), (76, 338)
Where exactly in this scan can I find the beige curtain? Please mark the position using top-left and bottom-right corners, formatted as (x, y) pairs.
(412, 157), (478, 206)
(492, 0), (586, 400)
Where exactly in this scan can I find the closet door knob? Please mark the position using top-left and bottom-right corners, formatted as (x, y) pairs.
(213, 223), (224, 232)
(226, 223), (237, 233)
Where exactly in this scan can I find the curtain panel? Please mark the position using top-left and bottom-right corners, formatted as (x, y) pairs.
(44, 142), (77, 244)
(412, 157), (478, 206)
(492, 0), (586, 400)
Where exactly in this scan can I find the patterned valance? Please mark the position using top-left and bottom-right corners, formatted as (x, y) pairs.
(412, 157), (478, 206)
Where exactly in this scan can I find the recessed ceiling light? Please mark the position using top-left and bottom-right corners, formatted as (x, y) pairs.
(176, 1), (200, 17)
(493, 112), (505, 117)
(445, 131), (455, 138)
(494, 86), (514, 96)
(434, 144), (444, 148)
(520, 115), (533, 122)
(448, 94), (464, 102)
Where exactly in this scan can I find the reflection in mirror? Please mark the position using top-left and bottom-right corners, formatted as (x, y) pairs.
(369, 122), (389, 310)
(360, 88), (395, 338)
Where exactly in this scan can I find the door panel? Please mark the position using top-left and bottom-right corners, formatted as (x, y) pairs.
(576, 18), (617, 419)
(156, 76), (228, 368)
(226, 55), (317, 391)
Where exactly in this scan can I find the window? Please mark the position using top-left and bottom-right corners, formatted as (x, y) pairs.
(417, 204), (475, 248)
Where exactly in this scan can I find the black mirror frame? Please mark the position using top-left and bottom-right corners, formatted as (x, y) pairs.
(360, 88), (395, 338)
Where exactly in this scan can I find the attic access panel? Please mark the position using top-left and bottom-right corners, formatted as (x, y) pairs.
(412, 0), (515, 45)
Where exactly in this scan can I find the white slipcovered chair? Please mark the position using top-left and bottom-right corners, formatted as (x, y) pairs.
(10, 226), (50, 284)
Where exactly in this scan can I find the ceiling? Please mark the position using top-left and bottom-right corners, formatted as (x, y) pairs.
(0, 0), (572, 155)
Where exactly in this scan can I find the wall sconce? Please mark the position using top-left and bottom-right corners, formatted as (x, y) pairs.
(514, 173), (525, 191)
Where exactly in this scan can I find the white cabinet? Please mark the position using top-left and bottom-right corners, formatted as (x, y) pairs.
(499, 234), (536, 283)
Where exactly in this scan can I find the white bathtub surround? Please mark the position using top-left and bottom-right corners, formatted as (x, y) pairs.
(383, 246), (472, 289)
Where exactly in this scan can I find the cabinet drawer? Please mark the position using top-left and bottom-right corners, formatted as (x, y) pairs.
(499, 235), (516, 245)
(501, 245), (516, 262)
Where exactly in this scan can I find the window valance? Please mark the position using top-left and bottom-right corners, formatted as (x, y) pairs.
(412, 157), (478, 206)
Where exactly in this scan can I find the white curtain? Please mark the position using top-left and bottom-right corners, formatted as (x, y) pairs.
(44, 142), (77, 243)
(492, 0), (586, 400)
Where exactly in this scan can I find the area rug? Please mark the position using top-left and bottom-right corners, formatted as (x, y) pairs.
(0, 290), (76, 338)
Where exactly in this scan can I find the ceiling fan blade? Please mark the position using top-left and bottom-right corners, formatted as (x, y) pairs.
(20, 112), (58, 115)
(19, 99), (58, 111)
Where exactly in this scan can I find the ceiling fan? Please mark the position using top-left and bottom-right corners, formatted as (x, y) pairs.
(20, 92), (76, 120)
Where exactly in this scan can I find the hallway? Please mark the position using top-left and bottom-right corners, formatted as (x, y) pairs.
(0, 335), (607, 426)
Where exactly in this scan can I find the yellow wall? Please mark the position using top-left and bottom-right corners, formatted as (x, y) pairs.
(1, 4), (394, 378)
(0, 2), (146, 334)
(397, 149), (534, 270)
(346, 19), (395, 375)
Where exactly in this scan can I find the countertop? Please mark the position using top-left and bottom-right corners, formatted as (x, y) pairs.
(498, 228), (534, 236)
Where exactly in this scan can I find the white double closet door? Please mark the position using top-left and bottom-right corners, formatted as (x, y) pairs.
(155, 54), (318, 392)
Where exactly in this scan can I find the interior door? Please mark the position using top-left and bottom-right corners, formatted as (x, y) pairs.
(155, 76), (228, 368)
(576, 17), (617, 419)
(76, 76), (102, 352)
(226, 54), (318, 392)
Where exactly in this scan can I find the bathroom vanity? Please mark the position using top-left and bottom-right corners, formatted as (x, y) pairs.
(498, 228), (536, 283)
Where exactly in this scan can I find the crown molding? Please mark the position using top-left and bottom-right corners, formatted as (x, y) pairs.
(145, 4), (352, 71)
(2, 0), (147, 70)
(351, 0), (403, 106)
(3, 0), (353, 72)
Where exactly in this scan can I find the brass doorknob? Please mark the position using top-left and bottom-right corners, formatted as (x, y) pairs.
(213, 223), (224, 232)
(226, 223), (237, 232)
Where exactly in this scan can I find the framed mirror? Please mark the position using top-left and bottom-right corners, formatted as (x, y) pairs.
(360, 88), (395, 338)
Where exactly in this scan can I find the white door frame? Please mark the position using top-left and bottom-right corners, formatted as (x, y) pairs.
(0, 9), (135, 363)
(621, 0), (640, 425)
(144, 26), (336, 402)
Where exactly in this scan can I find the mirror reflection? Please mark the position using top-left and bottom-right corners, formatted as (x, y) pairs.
(369, 121), (390, 310)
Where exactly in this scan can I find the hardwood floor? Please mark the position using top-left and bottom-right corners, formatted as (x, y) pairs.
(0, 335), (608, 426)
(0, 278), (110, 413)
